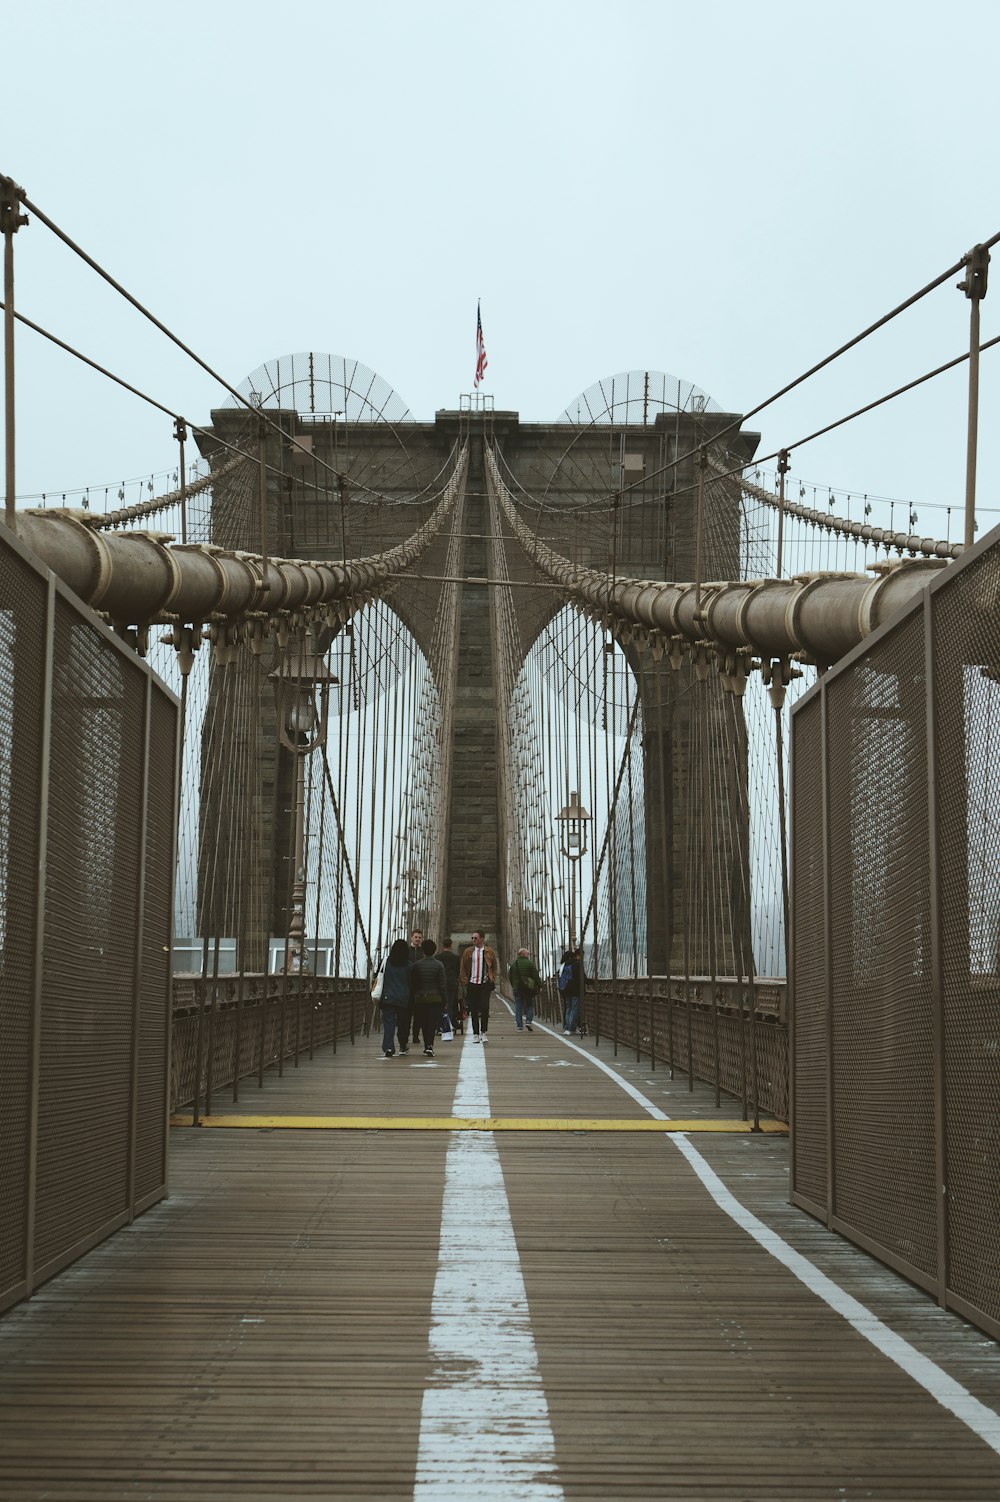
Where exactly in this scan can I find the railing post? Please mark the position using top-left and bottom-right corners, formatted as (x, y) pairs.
(232, 963), (245, 1104)
(278, 962), (289, 1077)
(257, 976), (268, 1088)
(748, 970), (762, 1133)
(635, 981), (641, 1064)
(647, 975), (655, 1071)
(699, 673), (721, 1108)
(126, 675), (152, 1218)
(293, 963), (302, 1068)
(204, 935), (220, 1117)
(192, 937), (209, 1127)
(821, 677), (836, 1229)
(958, 244), (989, 551)
(925, 589), (949, 1305)
(24, 574), (55, 1296)
(2, 175), (28, 533)
(739, 983), (749, 1123)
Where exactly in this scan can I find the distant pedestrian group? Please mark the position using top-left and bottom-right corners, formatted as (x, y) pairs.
(373, 929), (584, 1056)
(375, 928), (449, 1059)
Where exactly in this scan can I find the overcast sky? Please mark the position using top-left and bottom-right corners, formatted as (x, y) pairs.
(4, 0), (998, 539)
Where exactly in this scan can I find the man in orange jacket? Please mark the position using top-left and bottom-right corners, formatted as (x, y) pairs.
(459, 929), (498, 1043)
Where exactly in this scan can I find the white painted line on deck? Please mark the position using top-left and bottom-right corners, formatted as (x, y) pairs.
(529, 1017), (1000, 1457)
(413, 1033), (563, 1500)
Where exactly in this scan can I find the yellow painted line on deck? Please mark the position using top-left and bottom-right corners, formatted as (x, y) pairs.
(171, 1114), (788, 1134)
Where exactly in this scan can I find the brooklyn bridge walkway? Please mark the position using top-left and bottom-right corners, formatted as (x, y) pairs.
(1, 1009), (999, 1502)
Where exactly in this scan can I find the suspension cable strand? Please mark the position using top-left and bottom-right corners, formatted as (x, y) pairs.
(15, 189), (355, 491)
(322, 733), (373, 975)
(0, 294), (457, 517)
(596, 241), (1000, 511)
(729, 465), (964, 563)
(17, 446), (468, 638)
(486, 446), (944, 669)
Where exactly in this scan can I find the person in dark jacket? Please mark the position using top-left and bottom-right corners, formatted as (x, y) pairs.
(508, 947), (541, 1032)
(560, 946), (584, 1035)
(438, 937), (462, 1033)
(410, 938), (448, 1058)
(404, 927), (424, 1048)
(379, 939), (412, 1058)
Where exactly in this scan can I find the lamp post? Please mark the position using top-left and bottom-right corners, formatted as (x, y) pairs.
(270, 637), (337, 974)
(404, 864), (420, 932)
(555, 790), (591, 952)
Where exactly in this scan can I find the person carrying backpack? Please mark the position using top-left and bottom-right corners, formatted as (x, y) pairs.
(508, 947), (541, 1032)
(409, 938), (448, 1059)
(559, 946), (583, 1035)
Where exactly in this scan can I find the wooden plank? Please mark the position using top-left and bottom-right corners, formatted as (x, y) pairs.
(0, 1009), (997, 1500)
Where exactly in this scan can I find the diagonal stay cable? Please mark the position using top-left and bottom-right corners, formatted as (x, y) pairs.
(14, 186), (349, 489)
(320, 748), (373, 973)
(3, 178), (434, 506)
(518, 231), (1000, 523)
(685, 331), (1000, 508)
(1, 299), (457, 519)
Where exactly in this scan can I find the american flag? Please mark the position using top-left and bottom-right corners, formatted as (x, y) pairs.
(474, 301), (488, 388)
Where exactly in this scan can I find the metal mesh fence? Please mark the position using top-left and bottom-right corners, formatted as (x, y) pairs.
(934, 542), (1000, 1327)
(0, 526), (177, 1313)
(790, 525), (1000, 1337)
(790, 694), (827, 1210)
(169, 977), (370, 1111)
(587, 978), (788, 1121)
(0, 546), (46, 1304)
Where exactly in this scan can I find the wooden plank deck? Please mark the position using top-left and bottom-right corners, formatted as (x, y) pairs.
(1, 1006), (999, 1500)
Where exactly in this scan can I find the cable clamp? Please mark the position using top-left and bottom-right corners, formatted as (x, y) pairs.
(957, 243), (990, 301)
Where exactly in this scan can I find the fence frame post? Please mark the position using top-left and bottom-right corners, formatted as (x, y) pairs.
(924, 591), (949, 1306)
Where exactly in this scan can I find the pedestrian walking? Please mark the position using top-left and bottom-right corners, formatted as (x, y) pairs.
(410, 938), (448, 1058)
(460, 929), (498, 1042)
(379, 939), (412, 1058)
(559, 946), (584, 1035)
(405, 926), (424, 1048)
(438, 937), (462, 1034)
(508, 946), (541, 1032)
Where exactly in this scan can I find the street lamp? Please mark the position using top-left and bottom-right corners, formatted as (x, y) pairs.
(555, 790), (591, 951)
(270, 636), (338, 974)
(404, 864), (420, 931)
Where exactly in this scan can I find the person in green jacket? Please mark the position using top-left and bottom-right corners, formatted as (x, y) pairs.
(509, 947), (541, 1032)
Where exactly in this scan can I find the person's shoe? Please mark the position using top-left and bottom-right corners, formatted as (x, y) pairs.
(563, 1029), (570, 1035)
(382, 1049), (394, 1058)
(473, 1035), (481, 1043)
(517, 1026), (523, 1032)
(399, 1047), (409, 1056)
(526, 1023), (533, 1032)
(481, 1034), (488, 1044)
(423, 1046), (435, 1058)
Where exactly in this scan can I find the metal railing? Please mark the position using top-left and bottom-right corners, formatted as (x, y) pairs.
(171, 975), (371, 1117)
(791, 520), (1000, 1342)
(543, 975), (789, 1123)
(1, 523), (177, 1315)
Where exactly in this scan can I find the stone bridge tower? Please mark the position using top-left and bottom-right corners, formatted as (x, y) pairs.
(200, 380), (758, 973)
